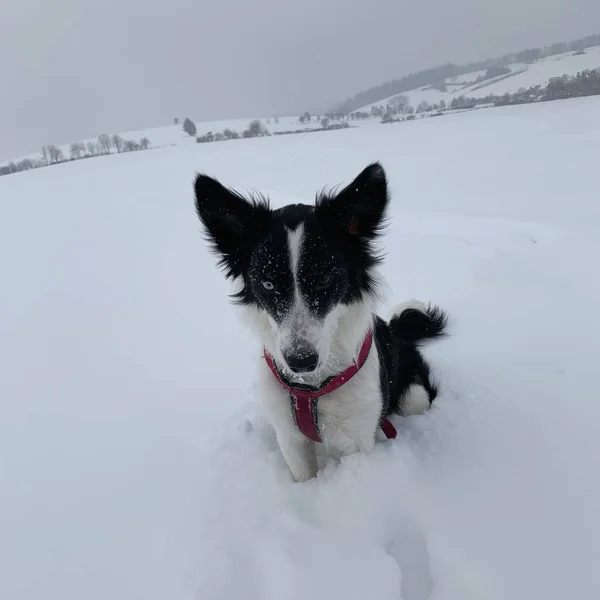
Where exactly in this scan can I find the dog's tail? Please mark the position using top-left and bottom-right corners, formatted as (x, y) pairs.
(388, 299), (449, 344)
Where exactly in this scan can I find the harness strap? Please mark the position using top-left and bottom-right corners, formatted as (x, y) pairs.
(263, 330), (397, 443)
(289, 392), (322, 443)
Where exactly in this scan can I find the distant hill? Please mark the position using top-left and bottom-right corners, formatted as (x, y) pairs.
(331, 33), (600, 114)
(356, 47), (600, 116)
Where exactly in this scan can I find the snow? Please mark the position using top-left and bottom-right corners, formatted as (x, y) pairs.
(2, 95), (600, 599)
(448, 70), (487, 84)
(464, 49), (600, 97)
(360, 47), (600, 111)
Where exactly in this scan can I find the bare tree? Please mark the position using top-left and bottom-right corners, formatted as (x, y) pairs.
(41, 146), (50, 165)
(98, 134), (111, 155)
(86, 141), (98, 157)
(18, 158), (35, 171)
(111, 134), (125, 153)
(124, 139), (143, 151)
(140, 137), (150, 150)
(47, 145), (64, 163)
(70, 142), (84, 160)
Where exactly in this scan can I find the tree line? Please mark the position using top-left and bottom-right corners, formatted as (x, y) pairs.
(193, 116), (350, 145)
(196, 119), (271, 143)
(1, 134), (152, 177)
(448, 69), (600, 110)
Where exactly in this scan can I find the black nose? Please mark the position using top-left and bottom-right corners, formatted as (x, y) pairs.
(284, 352), (319, 373)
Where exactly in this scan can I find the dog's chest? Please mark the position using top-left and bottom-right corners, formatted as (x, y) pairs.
(259, 350), (383, 452)
(317, 373), (379, 438)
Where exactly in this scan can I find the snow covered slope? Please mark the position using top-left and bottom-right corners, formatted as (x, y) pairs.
(4, 115), (327, 165)
(360, 47), (600, 111)
(109, 115), (325, 149)
(2, 96), (600, 600)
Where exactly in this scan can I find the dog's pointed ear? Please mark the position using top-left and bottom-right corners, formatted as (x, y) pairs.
(315, 162), (389, 238)
(194, 174), (270, 278)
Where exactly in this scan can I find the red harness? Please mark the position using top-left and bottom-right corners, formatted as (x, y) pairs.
(263, 330), (397, 443)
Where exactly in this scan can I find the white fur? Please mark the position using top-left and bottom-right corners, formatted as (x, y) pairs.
(402, 384), (431, 416)
(242, 291), (376, 383)
(388, 298), (428, 321)
(240, 291), (381, 481)
(268, 225), (329, 375)
(257, 315), (383, 482)
(287, 225), (303, 287)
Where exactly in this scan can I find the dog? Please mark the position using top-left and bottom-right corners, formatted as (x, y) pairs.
(193, 162), (448, 481)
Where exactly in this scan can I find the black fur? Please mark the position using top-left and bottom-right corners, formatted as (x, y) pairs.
(376, 304), (448, 417)
(389, 304), (449, 344)
(194, 162), (448, 416)
(193, 174), (271, 281)
(194, 163), (390, 312)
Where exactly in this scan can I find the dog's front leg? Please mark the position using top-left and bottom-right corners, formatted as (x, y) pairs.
(276, 433), (318, 482)
(334, 430), (376, 459)
(258, 366), (318, 481)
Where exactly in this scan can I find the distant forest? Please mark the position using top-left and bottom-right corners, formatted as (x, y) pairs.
(332, 33), (600, 114)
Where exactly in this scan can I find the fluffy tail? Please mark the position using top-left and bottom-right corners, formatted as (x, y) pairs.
(388, 299), (449, 344)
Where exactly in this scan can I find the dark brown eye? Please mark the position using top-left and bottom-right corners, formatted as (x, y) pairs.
(316, 274), (333, 289)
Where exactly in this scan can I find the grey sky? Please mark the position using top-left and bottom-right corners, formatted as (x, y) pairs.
(1, 0), (599, 160)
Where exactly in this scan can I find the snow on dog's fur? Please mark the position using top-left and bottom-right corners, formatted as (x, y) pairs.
(194, 163), (448, 481)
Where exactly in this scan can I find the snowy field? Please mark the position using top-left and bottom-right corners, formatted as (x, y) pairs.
(2, 95), (600, 600)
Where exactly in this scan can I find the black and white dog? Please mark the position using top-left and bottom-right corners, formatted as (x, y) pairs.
(194, 163), (448, 481)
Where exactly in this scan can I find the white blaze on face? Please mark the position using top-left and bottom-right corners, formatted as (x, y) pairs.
(287, 224), (303, 289)
(276, 225), (324, 367)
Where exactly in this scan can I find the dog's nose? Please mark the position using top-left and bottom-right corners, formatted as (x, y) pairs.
(284, 352), (319, 374)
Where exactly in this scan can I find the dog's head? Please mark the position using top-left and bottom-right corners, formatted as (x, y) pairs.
(194, 163), (389, 378)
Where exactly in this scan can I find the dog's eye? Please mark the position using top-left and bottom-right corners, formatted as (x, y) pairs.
(316, 274), (333, 289)
(262, 281), (275, 291)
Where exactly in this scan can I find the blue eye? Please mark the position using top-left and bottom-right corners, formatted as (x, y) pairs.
(316, 274), (333, 289)
(262, 281), (275, 291)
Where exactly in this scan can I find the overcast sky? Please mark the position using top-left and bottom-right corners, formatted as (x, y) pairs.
(1, 0), (599, 160)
